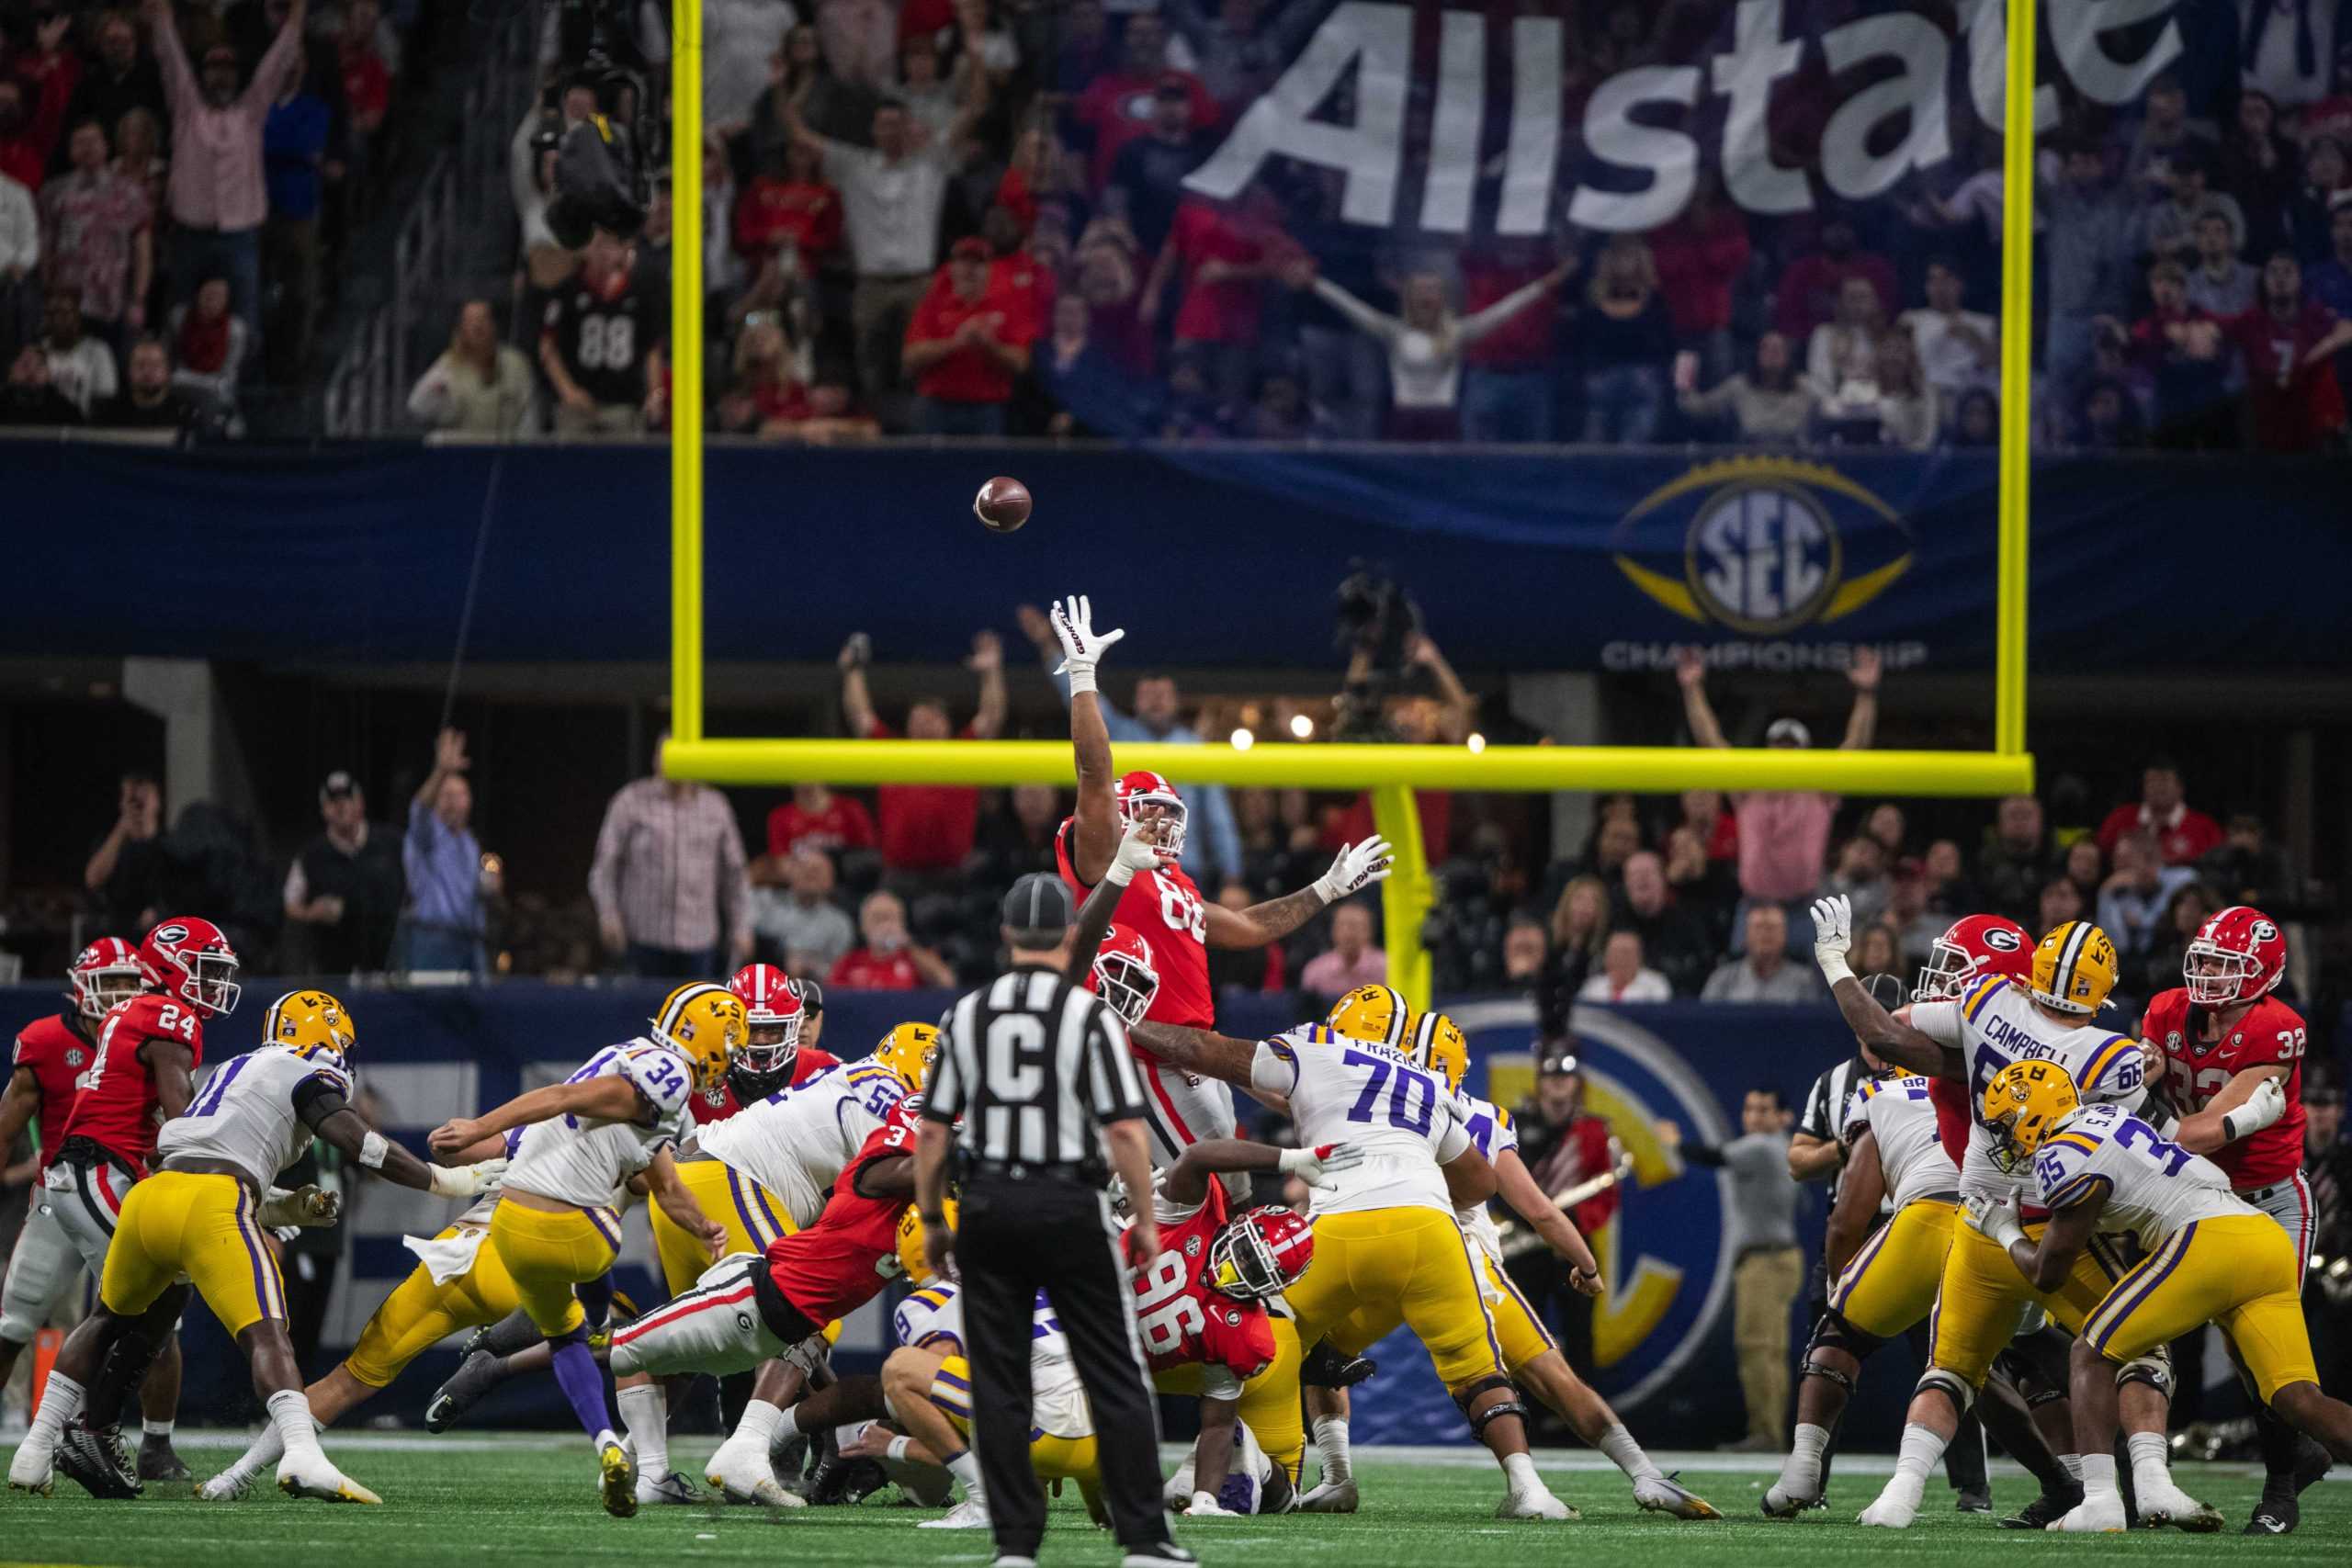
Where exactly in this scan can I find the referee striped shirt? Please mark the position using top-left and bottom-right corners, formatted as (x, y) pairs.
(927, 965), (1148, 1166)
(1802, 1055), (1873, 1211)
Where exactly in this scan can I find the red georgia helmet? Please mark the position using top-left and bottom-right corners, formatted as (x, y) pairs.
(1207, 1206), (1316, 1301)
(136, 917), (241, 1018)
(69, 936), (144, 1021)
(1914, 913), (2031, 1004)
(1114, 770), (1187, 859)
(729, 962), (805, 1075)
(2184, 905), (2287, 1007)
(1091, 923), (1160, 1026)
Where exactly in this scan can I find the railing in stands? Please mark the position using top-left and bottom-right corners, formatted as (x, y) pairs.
(324, 4), (539, 436)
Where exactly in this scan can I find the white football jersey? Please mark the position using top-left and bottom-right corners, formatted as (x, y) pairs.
(158, 1045), (353, 1191)
(503, 1039), (696, 1209)
(2029, 1101), (2252, 1251)
(693, 1058), (907, 1227)
(1910, 977), (2150, 1205)
(892, 1280), (1092, 1438)
(1840, 1074), (1959, 1211)
(1249, 1024), (1471, 1218)
(1451, 1091), (1519, 1261)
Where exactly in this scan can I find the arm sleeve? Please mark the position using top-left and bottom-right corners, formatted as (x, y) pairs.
(1907, 999), (1965, 1046)
(1249, 1038), (1301, 1099)
(1681, 1140), (1729, 1168)
(1085, 1006), (1148, 1122)
(1200, 1363), (1245, 1402)
(291, 1075), (352, 1130)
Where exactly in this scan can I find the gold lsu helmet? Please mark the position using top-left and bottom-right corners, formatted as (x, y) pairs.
(651, 982), (749, 1091)
(265, 989), (356, 1062)
(872, 1021), (942, 1096)
(2029, 921), (2120, 1017)
(1408, 1010), (1468, 1094)
(896, 1198), (960, 1285)
(1326, 983), (1409, 1048)
(1981, 1059), (2083, 1172)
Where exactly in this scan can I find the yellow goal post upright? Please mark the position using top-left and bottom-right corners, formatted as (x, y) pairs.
(660, 0), (2039, 1009)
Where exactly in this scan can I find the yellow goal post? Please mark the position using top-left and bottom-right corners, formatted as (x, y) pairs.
(658, 0), (2042, 1007)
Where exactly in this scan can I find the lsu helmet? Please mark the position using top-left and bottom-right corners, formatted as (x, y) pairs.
(872, 1021), (941, 1096)
(69, 936), (144, 1021)
(2184, 905), (2287, 1007)
(650, 982), (748, 1091)
(1091, 923), (1160, 1026)
(1115, 770), (1187, 860)
(2029, 921), (2120, 1017)
(264, 989), (356, 1063)
(136, 917), (241, 1017)
(1326, 983), (1408, 1048)
(1915, 913), (2032, 1004)
(1981, 1059), (2082, 1173)
(1206, 1206), (1315, 1301)
(1408, 1010), (1468, 1094)
(728, 962), (805, 1093)
(897, 1198), (960, 1285)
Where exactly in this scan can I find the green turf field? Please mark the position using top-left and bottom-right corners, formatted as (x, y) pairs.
(2, 1437), (2346, 1567)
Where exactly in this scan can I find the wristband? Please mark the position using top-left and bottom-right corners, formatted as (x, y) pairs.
(358, 1130), (389, 1169)
(1105, 858), (1136, 888)
(1192, 1491), (1221, 1512)
(887, 1435), (912, 1463)
(426, 1163), (480, 1198)
(2221, 1112), (2240, 1144)
(1817, 953), (1855, 987)
(1309, 874), (1340, 906)
(1064, 663), (1097, 697)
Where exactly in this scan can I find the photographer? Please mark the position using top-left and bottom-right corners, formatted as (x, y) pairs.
(1327, 566), (1472, 863)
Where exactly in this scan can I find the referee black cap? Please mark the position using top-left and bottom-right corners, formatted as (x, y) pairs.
(1001, 873), (1077, 943)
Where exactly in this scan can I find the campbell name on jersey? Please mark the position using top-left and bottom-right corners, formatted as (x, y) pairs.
(158, 1044), (353, 1191)
(695, 1057), (906, 1227)
(2030, 1101), (2255, 1251)
(1841, 1074), (1959, 1210)
(1250, 1024), (1470, 1217)
(894, 1280), (1092, 1438)
(504, 1039), (695, 1209)
(1453, 1090), (1518, 1259)
(1911, 976), (2149, 1204)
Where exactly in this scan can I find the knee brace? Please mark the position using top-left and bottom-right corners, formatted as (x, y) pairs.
(85, 1284), (188, 1417)
(1801, 1357), (1859, 1396)
(1453, 1374), (1528, 1438)
(1914, 1366), (1975, 1419)
(2116, 1348), (2172, 1400)
(1807, 1309), (1882, 1363)
(1995, 1324), (2074, 1408)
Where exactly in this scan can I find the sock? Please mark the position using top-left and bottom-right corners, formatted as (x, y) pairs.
(267, 1389), (324, 1466)
(2060, 1451), (2084, 1483)
(2254, 1404), (2301, 1494)
(772, 1402), (803, 1443)
(2079, 1451), (2121, 1506)
(945, 1448), (983, 1501)
(729, 1397), (784, 1454)
(550, 1337), (616, 1443)
(19, 1371), (83, 1456)
(480, 1308), (543, 1359)
(1501, 1451), (1543, 1495)
(1891, 1424), (1945, 1497)
(1313, 1415), (1351, 1484)
(1600, 1422), (1663, 1483)
(1776, 1423), (1830, 1497)
(141, 1418), (175, 1440)
(230, 1423), (287, 1481)
(2128, 1430), (2172, 1498)
(616, 1383), (669, 1479)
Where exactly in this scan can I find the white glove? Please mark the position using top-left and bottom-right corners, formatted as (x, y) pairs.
(1809, 894), (1855, 986)
(1965, 1193), (2026, 1252)
(1277, 1143), (1365, 1190)
(257, 1183), (342, 1229)
(1185, 1490), (1241, 1517)
(1105, 818), (1172, 887)
(426, 1156), (508, 1199)
(1050, 593), (1125, 696)
(2222, 1076), (2290, 1142)
(1313, 836), (1394, 905)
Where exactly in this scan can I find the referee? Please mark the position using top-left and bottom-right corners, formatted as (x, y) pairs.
(916, 872), (1190, 1568)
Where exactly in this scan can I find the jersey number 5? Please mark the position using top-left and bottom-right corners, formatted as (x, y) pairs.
(1132, 1248), (1204, 1358)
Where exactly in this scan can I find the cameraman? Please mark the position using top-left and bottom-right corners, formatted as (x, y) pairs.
(1325, 628), (1472, 863)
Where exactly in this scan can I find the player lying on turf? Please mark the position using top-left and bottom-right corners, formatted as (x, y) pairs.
(16, 990), (504, 1504)
(1973, 1061), (2352, 1532)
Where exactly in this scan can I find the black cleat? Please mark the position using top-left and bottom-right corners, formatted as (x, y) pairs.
(808, 1452), (888, 1506)
(136, 1436), (192, 1483)
(1299, 1339), (1376, 1390)
(1956, 1486), (1994, 1514)
(59, 1423), (142, 1500)
(425, 1348), (503, 1433)
(1999, 1486), (2085, 1529)
(2246, 1435), (2333, 1534)
(1261, 1462), (1298, 1515)
(2244, 1497), (2298, 1535)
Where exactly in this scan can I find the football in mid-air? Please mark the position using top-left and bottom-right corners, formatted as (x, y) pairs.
(974, 475), (1032, 533)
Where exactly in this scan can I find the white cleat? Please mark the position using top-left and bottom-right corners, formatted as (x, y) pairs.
(919, 1497), (994, 1529)
(635, 1470), (706, 1506)
(7, 1444), (54, 1496)
(1498, 1487), (1577, 1520)
(2137, 1481), (2224, 1533)
(707, 1443), (803, 1508)
(277, 1452), (382, 1505)
(1637, 1473), (1723, 1519)
(1857, 1489), (1921, 1529)
(2048, 1497), (2128, 1532)
(198, 1469), (256, 1502)
(1299, 1476), (1359, 1513)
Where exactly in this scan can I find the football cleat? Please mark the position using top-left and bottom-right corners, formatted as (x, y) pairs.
(1298, 1476), (1358, 1513)
(276, 1451), (381, 1505)
(1956, 1487), (1994, 1514)
(635, 1470), (706, 1506)
(2244, 1438), (2332, 1534)
(1635, 1472), (1720, 1518)
(918, 1497), (993, 1529)
(425, 1348), (503, 1433)
(137, 1435), (193, 1483)
(1299, 1340), (1376, 1389)
(58, 1424), (141, 1500)
(2138, 1480), (2224, 1532)
(707, 1438), (801, 1508)
(808, 1450), (888, 1506)
(2049, 1496), (2128, 1532)
(1121, 1545), (1199, 1568)
(1857, 1486), (1922, 1529)
(1999, 1485), (2085, 1529)
(1498, 1486), (1577, 1520)
(1759, 1482), (1819, 1519)
(198, 1468), (255, 1502)
(599, 1438), (637, 1518)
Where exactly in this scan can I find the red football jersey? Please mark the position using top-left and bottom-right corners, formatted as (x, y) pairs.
(763, 1107), (918, 1324)
(57, 993), (205, 1174)
(8, 1012), (100, 1175)
(1125, 1180), (1277, 1387)
(1928, 1076), (1973, 1168)
(1055, 817), (1214, 1032)
(690, 1046), (841, 1126)
(2142, 988), (2308, 1188)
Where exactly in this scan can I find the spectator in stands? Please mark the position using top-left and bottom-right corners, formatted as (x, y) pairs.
(1206, 880), (1288, 995)
(767, 782), (876, 859)
(734, 138), (841, 282)
(1649, 174), (1749, 384)
(1612, 850), (1713, 997)
(1857, 331), (1939, 448)
(816, 0), (898, 87)
(0, 167), (35, 361)
(260, 51), (332, 381)
(40, 119), (151, 350)
(1501, 915), (1549, 987)
(281, 770), (403, 973)
(902, 235), (1034, 434)
(2042, 135), (2141, 397)
(969, 784), (1062, 884)
(1701, 905), (1819, 1002)
(540, 231), (664, 436)
(1104, 75), (1209, 255)
(2141, 879), (2220, 997)
(2221, 89), (2300, 258)
(2186, 209), (2259, 316)
(2039, 874), (2085, 933)
(1678, 646), (1881, 949)
(1071, 13), (1214, 190)
(2230, 250), (2352, 451)
(1773, 212), (1894, 342)
(408, 300), (535, 435)
(1853, 921), (1904, 991)
(2098, 829), (2197, 962)
(2295, 138), (2352, 264)
(2240, 0), (2338, 107)
(1862, 802), (1908, 862)
(1032, 289), (1129, 434)
(1822, 833), (1892, 931)
(1575, 236), (1674, 444)
(1578, 930), (1670, 1004)
(66, 12), (166, 142)
(2127, 259), (2235, 448)
(2117, 71), (2216, 190)
(1445, 242), (1561, 442)
(2142, 145), (2245, 265)
(1550, 873), (1611, 977)
(752, 847), (857, 978)
(168, 273), (250, 410)
(1674, 331), (1808, 445)
(401, 728), (488, 976)
(334, 0), (390, 188)
(1299, 900), (1386, 998)
(1804, 275), (1887, 423)
(2073, 373), (2147, 448)
(95, 334), (204, 432)
(588, 733), (753, 976)
(38, 286), (117, 414)
(1900, 257), (1996, 402)
(716, 319), (812, 434)
(2098, 759), (2225, 863)
(1146, 186), (1292, 415)
(838, 627), (1005, 873)
(826, 888), (954, 989)
(84, 771), (166, 932)
(1976, 794), (2051, 924)
(0, 17), (77, 195)
(1164, 0), (1314, 111)
(2310, 205), (2352, 321)
(0, 342), (78, 423)
(148, 0), (308, 334)
(2200, 812), (2294, 908)
(1951, 387), (1998, 446)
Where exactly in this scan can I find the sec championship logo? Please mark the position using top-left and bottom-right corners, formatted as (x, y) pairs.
(1611, 457), (1914, 636)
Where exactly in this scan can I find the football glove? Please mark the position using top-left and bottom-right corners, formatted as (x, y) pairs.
(1277, 1143), (1364, 1190)
(426, 1157), (508, 1199)
(1964, 1193), (2026, 1253)
(1809, 894), (1855, 986)
(1186, 1491), (1242, 1517)
(1313, 837), (1394, 904)
(1050, 594), (1125, 696)
(2222, 1076), (2290, 1143)
(257, 1183), (342, 1229)
(1105, 819), (1173, 887)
